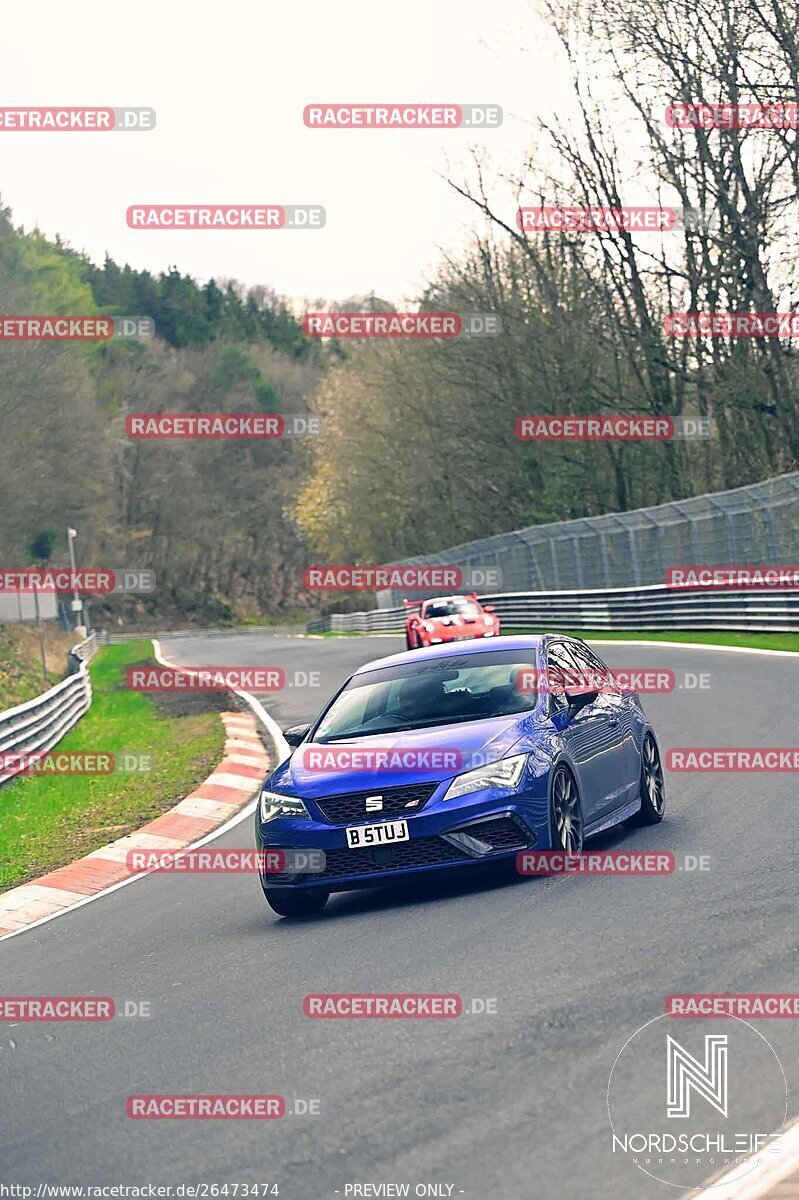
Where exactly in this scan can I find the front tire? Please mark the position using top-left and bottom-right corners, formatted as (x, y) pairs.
(632, 733), (666, 825)
(550, 765), (584, 852)
(263, 887), (329, 917)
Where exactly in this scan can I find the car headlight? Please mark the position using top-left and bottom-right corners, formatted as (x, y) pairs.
(259, 789), (311, 823)
(442, 753), (528, 801)
(484, 616), (495, 624)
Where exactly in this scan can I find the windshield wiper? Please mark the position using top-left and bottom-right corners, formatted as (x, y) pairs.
(317, 710), (532, 742)
(317, 725), (419, 742)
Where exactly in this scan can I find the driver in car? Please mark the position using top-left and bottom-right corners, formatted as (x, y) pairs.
(396, 675), (448, 723)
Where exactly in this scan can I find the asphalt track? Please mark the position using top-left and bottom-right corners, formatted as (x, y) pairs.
(2, 632), (799, 1199)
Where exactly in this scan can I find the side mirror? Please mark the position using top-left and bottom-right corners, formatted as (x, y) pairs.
(284, 723), (311, 748)
(484, 605), (496, 613)
(566, 689), (598, 720)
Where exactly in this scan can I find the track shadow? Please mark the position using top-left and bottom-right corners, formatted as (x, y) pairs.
(255, 812), (673, 929)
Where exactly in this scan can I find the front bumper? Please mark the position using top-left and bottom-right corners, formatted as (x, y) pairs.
(256, 793), (545, 893)
(427, 628), (497, 645)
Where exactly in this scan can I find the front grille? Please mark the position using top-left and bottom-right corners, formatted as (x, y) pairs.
(316, 835), (468, 879)
(312, 781), (439, 825)
(263, 818), (533, 885)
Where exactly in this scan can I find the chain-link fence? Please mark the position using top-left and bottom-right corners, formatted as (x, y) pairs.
(376, 470), (799, 607)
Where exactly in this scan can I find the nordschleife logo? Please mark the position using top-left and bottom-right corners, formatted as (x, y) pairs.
(666, 1034), (728, 1119)
(607, 1014), (786, 1188)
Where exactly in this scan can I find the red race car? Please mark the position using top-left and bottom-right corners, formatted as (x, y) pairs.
(403, 594), (500, 650)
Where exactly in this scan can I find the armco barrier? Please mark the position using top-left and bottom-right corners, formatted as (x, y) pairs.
(70, 631), (99, 663)
(0, 633), (97, 785)
(307, 585), (799, 635)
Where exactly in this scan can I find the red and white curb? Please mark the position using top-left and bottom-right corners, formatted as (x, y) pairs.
(0, 710), (268, 940)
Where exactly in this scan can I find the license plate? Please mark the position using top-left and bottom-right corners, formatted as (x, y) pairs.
(346, 819), (409, 849)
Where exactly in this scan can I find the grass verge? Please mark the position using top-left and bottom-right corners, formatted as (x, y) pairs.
(311, 628), (799, 653)
(0, 641), (229, 893)
(503, 628), (799, 652)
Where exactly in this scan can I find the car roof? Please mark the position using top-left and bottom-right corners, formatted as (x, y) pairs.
(355, 633), (549, 675)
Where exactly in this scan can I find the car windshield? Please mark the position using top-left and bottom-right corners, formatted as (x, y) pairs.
(313, 650), (538, 742)
(424, 600), (480, 618)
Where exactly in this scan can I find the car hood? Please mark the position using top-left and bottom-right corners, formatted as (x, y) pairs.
(269, 714), (530, 798)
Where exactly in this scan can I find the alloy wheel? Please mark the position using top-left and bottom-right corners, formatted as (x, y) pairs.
(643, 735), (665, 816)
(552, 768), (583, 852)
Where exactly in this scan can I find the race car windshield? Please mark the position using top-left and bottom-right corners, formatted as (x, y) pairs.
(313, 650), (538, 742)
(424, 601), (479, 618)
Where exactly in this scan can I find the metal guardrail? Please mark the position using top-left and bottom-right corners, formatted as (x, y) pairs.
(70, 632), (99, 663)
(0, 634), (97, 785)
(307, 585), (799, 635)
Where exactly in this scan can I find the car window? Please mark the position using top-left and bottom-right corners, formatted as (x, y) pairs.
(545, 644), (572, 709)
(458, 602), (481, 617)
(425, 601), (460, 618)
(546, 641), (608, 703)
(321, 684), (374, 733)
(421, 599), (481, 619)
(578, 644), (616, 693)
(312, 649), (539, 741)
(566, 642), (610, 693)
(562, 643), (615, 695)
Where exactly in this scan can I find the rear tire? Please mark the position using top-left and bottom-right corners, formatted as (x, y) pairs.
(263, 887), (329, 917)
(405, 628), (415, 650)
(632, 733), (666, 825)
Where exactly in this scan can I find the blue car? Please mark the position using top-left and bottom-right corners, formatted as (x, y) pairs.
(255, 634), (666, 916)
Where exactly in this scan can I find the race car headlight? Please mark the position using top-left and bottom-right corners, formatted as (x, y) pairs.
(484, 616), (495, 624)
(442, 753), (528, 801)
(259, 790), (311, 823)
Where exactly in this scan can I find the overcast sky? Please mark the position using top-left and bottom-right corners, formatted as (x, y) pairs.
(0, 0), (579, 307)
